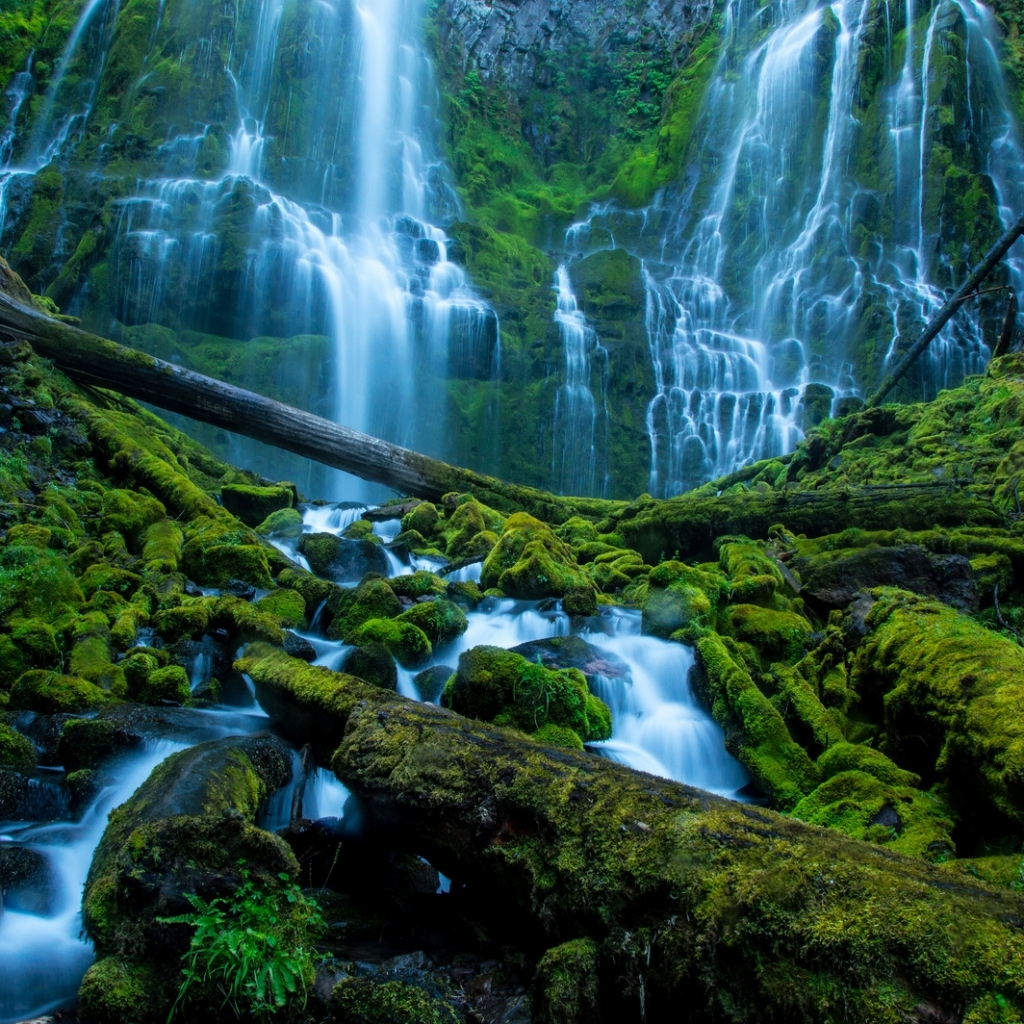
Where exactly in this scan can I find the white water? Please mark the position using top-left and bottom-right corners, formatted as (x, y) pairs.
(569, 0), (1024, 497)
(551, 265), (609, 496)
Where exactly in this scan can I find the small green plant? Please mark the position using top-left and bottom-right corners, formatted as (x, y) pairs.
(161, 867), (324, 1021)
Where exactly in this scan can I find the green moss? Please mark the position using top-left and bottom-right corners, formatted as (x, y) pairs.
(179, 515), (274, 588)
(350, 617), (432, 669)
(442, 645), (612, 745)
(0, 635), (28, 689)
(78, 958), (169, 1024)
(481, 512), (595, 600)
(141, 519), (183, 571)
(791, 770), (956, 861)
(70, 636), (128, 696)
(137, 665), (189, 705)
(327, 578), (402, 641)
(531, 938), (601, 1024)
(641, 560), (726, 638)
(532, 723), (586, 751)
(276, 568), (338, 621)
(343, 642), (398, 690)
(219, 483), (293, 527)
(401, 501), (441, 538)
(388, 570), (448, 601)
(693, 632), (819, 809)
(10, 617), (59, 667)
(153, 599), (211, 643)
(330, 977), (460, 1024)
(254, 507), (304, 539)
(721, 604), (812, 665)
(100, 489), (166, 549)
(851, 588), (1024, 836)
(78, 563), (144, 599)
(123, 651), (159, 697)
(0, 541), (83, 623)
(439, 496), (506, 559)
(0, 722), (36, 770)
(254, 588), (307, 630)
(816, 742), (920, 788)
(396, 599), (468, 646)
(9, 670), (115, 713)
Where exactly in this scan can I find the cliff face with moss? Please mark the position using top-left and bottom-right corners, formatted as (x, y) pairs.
(0, 0), (1023, 500)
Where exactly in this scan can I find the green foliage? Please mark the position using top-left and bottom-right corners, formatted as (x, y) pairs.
(0, 721), (36, 770)
(330, 977), (460, 1024)
(161, 870), (323, 1022)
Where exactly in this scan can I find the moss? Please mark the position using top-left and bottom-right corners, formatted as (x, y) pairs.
(442, 645), (612, 744)
(0, 541), (83, 623)
(851, 588), (1024, 836)
(389, 570), (448, 601)
(401, 501), (441, 538)
(141, 519), (183, 571)
(210, 596), (286, 646)
(719, 538), (785, 605)
(78, 958), (169, 1024)
(100, 489), (167, 549)
(277, 568), (338, 620)
(219, 483), (294, 527)
(481, 512), (595, 600)
(342, 518), (380, 542)
(9, 670), (115, 713)
(816, 742), (920, 788)
(254, 507), (304, 538)
(531, 723), (586, 752)
(343, 643), (398, 690)
(721, 604), (813, 666)
(78, 563), (144, 599)
(0, 722), (36, 770)
(693, 633), (819, 809)
(153, 600), (211, 643)
(330, 977), (460, 1024)
(791, 770), (956, 861)
(641, 560), (726, 638)
(255, 588), (307, 630)
(350, 617), (432, 669)
(137, 665), (190, 705)
(122, 652), (159, 697)
(6, 523), (52, 549)
(10, 617), (59, 667)
(396, 599), (468, 647)
(0, 635), (28, 689)
(327, 578), (402, 641)
(439, 496), (506, 559)
(70, 636), (128, 696)
(531, 938), (601, 1024)
(57, 718), (138, 773)
(235, 643), (399, 761)
(179, 515), (274, 588)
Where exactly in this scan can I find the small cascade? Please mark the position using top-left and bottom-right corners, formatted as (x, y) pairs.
(551, 265), (609, 497)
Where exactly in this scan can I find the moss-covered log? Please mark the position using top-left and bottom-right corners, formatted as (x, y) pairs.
(0, 284), (618, 521)
(238, 646), (1024, 1023)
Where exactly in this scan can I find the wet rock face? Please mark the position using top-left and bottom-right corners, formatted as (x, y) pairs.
(438, 0), (714, 92)
(510, 635), (630, 686)
(795, 544), (978, 614)
(0, 845), (55, 915)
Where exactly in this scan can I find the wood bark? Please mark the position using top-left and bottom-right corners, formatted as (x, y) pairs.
(0, 288), (617, 521)
(236, 645), (1024, 1024)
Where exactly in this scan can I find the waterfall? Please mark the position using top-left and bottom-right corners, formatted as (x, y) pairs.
(551, 264), (609, 497)
(581, 0), (1024, 497)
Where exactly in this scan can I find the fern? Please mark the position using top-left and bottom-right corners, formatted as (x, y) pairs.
(159, 865), (324, 1022)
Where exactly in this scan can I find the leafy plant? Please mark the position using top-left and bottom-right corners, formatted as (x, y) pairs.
(160, 867), (324, 1021)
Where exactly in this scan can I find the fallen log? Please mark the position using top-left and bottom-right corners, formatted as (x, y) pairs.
(237, 644), (1024, 1024)
(865, 210), (1024, 408)
(0, 284), (619, 522)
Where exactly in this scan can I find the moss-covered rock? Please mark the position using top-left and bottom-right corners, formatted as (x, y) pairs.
(350, 618), (432, 669)
(100, 489), (166, 549)
(255, 587), (307, 630)
(137, 665), (190, 705)
(9, 670), (115, 713)
(531, 938), (600, 1024)
(720, 604), (813, 666)
(816, 742), (919, 788)
(401, 501), (441, 539)
(481, 513), (595, 601)
(180, 515), (275, 588)
(851, 588), (1024, 837)
(57, 717), (141, 772)
(78, 958), (172, 1024)
(439, 496), (506, 560)
(299, 532), (389, 581)
(0, 540), (83, 622)
(0, 722), (36, 770)
(69, 635), (128, 696)
(330, 976), (460, 1024)
(442, 645), (612, 745)
(640, 560), (726, 639)
(254, 506), (304, 538)
(10, 617), (60, 667)
(389, 570), (449, 601)
(141, 519), (184, 571)
(220, 483), (294, 527)
(326, 578), (402, 641)
(396, 599), (468, 646)
(342, 643), (398, 690)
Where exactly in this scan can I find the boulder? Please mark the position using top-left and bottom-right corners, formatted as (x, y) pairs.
(300, 533), (389, 582)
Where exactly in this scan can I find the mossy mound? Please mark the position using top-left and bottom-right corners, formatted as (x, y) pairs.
(78, 958), (173, 1024)
(330, 977), (461, 1024)
(254, 587), (307, 630)
(350, 618), (432, 669)
(0, 722), (36, 770)
(720, 604), (812, 666)
(396, 599), (468, 646)
(299, 532), (388, 581)
(326, 578), (402, 641)
(220, 482), (294, 527)
(442, 645), (612, 745)
(343, 642), (398, 690)
(136, 665), (190, 705)
(640, 560), (726, 639)
(180, 515), (275, 588)
(9, 669), (115, 713)
(254, 506), (304, 538)
(791, 769), (956, 861)
(481, 513), (595, 601)
(438, 496), (506, 560)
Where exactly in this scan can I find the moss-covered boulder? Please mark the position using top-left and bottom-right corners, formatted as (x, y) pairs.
(851, 588), (1024, 837)
(343, 643), (398, 690)
(79, 958), (173, 1024)
(395, 599), (468, 646)
(9, 670), (115, 713)
(442, 645), (612, 745)
(438, 496), (506, 560)
(350, 618), (432, 669)
(220, 483), (294, 527)
(0, 722), (36, 770)
(401, 500), (441, 539)
(481, 513), (595, 602)
(136, 664), (190, 705)
(531, 938), (601, 1024)
(254, 506), (304, 539)
(640, 560), (726, 639)
(299, 532), (389, 581)
(330, 976), (460, 1024)
(255, 587), (307, 630)
(179, 515), (274, 588)
(413, 665), (453, 703)
(57, 718), (141, 772)
(0, 539), (83, 622)
(720, 603), (813, 666)
(326, 578), (402, 641)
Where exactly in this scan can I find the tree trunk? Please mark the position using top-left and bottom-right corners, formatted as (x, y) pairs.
(238, 644), (1024, 1024)
(0, 287), (617, 521)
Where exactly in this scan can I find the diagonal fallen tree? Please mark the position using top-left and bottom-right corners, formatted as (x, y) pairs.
(234, 644), (1024, 1024)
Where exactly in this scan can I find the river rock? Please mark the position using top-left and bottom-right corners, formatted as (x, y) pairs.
(510, 635), (630, 685)
(343, 643), (398, 690)
(413, 665), (453, 702)
(0, 845), (55, 915)
(300, 532), (389, 582)
(794, 544), (977, 613)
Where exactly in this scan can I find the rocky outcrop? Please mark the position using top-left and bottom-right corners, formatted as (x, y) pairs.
(438, 0), (715, 91)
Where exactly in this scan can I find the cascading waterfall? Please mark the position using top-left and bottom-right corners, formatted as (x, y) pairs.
(576, 0), (1024, 497)
(551, 264), (609, 497)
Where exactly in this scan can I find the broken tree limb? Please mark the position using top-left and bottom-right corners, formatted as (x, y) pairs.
(235, 645), (1024, 1024)
(865, 210), (1024, 408)
(0, 286), (619, 522)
